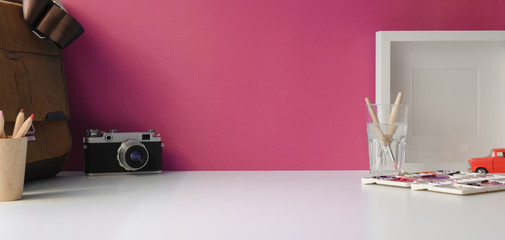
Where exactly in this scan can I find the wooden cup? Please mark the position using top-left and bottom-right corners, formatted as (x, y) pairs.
(0, 137), (27, 201)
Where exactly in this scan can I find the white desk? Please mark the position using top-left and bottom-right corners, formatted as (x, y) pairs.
(1, 171), (504, 240)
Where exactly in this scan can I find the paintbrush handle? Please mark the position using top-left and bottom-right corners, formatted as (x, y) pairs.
(388, 92), (403, 124)
(385, 92), (403, 140)
(373, 125), (390, 146)
(365, 97), (390, 145)
(365, 98), (380, 124)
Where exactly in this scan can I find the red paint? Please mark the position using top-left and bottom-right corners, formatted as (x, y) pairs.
(391, 177), (417, 183)
(421, 174), (450, 180)
(60, 0), (505, 170)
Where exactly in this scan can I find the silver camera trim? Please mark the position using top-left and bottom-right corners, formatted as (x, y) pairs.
(84, 171), (162, 176)
(84, 131), (161, 144)
(117, 140), (149, 171)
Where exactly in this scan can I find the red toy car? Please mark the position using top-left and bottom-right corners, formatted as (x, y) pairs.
(468, 148), (505, 173)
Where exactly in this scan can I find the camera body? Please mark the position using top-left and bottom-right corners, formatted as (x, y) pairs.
(83, 129), (163, 175)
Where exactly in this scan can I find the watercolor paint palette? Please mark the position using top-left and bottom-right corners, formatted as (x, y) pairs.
(361, 171), (505, 195)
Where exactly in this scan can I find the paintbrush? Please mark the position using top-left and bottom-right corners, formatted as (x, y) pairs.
(365, 97), (398, 170)
(385, 92), (403, 142)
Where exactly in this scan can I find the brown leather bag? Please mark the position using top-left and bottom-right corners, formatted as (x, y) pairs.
(0, 0), (83, 181)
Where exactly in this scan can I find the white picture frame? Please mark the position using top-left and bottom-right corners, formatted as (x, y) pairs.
(376, 31), (505, 171)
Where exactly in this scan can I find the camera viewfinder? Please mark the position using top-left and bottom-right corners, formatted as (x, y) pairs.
(142, 134), (150, 140)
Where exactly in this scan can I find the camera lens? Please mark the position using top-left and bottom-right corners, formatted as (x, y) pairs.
(117, 140), (149, 171)
(130, 151), (142, 163)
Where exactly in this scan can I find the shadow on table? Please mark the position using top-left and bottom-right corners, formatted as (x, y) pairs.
(21, 175), (109, 200)
(22, 187), (109, 200)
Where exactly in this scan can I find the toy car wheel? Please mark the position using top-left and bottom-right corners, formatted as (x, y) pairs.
(476, 168), (488, 174)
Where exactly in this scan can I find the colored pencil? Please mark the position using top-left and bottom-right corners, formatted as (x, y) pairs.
(12, 109), (24, 137)
(13, 114), (33, 139)
(0, 110), (4, 138)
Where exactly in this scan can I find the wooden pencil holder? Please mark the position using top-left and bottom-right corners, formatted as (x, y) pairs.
(0, 137), (27, 201)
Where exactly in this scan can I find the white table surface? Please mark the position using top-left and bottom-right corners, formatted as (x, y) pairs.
(1, 170), (504, 240)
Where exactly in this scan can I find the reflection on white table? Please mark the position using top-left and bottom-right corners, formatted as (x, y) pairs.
(1, 171), (505, 240)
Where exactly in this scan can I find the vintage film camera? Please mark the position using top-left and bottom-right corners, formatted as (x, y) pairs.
(83, 129), (163, 175)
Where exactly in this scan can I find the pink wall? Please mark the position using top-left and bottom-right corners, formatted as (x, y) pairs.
(60, 0), (505, 170)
